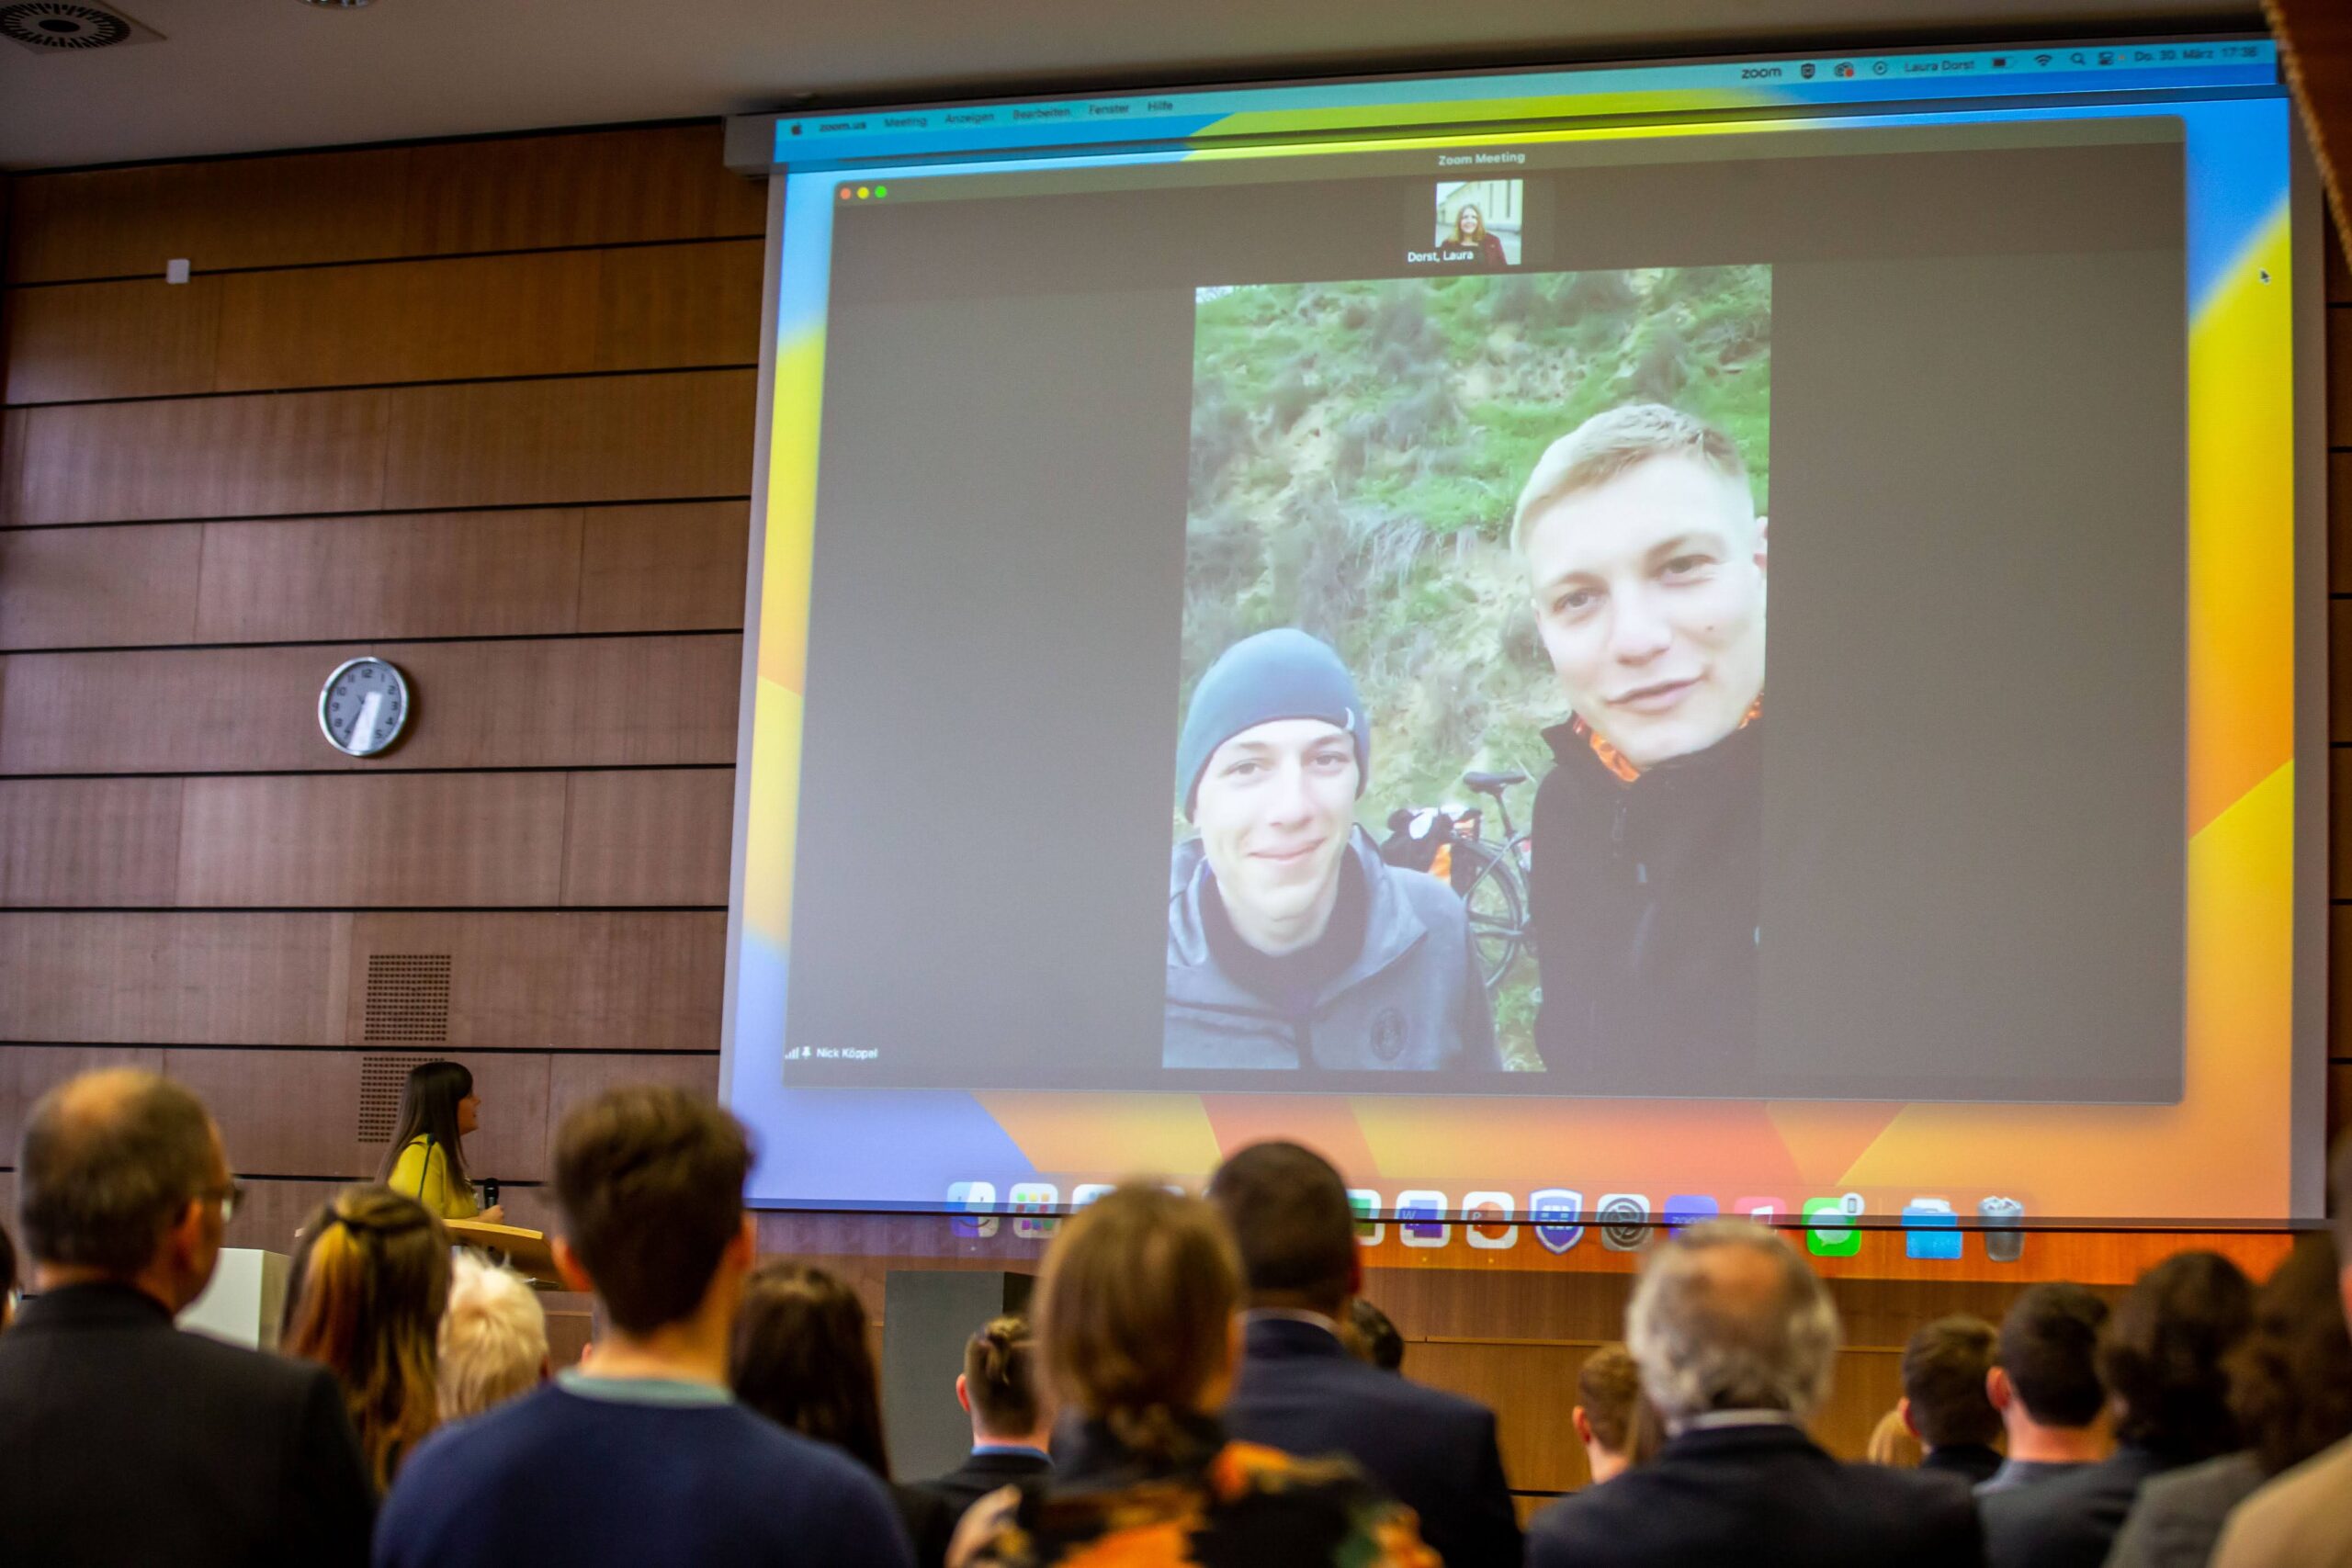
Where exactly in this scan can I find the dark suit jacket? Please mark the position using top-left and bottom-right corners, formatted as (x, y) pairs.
(1527, 1420), (1984, 1568)
(1924, 1443), (2007, 1488)
(1980, 1443), (2176, 1568)
(910, 1447), (1055, 1521)
(1220, 1315), (1521, 1568)
(0, 1281), (376, 1568)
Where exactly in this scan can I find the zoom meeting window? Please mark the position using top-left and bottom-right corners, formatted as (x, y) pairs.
(787, 125), (2183, 1100)
(727, 48), (2318, 1225)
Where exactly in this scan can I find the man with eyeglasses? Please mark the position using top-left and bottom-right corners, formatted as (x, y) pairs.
(0, 1067), (375, 1566)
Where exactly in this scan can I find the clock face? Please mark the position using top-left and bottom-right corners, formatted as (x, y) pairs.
(319, 658), (410, 757)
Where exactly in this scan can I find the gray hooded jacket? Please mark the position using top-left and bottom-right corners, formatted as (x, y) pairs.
(1164, 828), (1501, 1071)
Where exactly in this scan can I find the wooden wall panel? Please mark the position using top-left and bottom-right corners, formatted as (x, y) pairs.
(169, 1046), (552, 1184)
(595, 241), (763, 370)
(0, 524), (201, 649)
(1408, 1340), (1586, 1489)
(4, 371), (754, 527)
(0, 912), (350, 1044)
(577, 502), (750, 632)
(176, 773), (569, 908)
(222, 1176), (345, 1256)
(193, 509), (587, 645)
(6, 243), (760, 410)
(1, 387), (390, 526)
(560, 769), (732, 908)
(4, 126), (756, 288)
(399, 126), (763, 255)
(0, 502), (742, 653)
(0, 634), (740, 773)
(212, 250), (603, 393)
(2, 275), (223, 404)
(0, 911), (719, 1050)
(348, 911), (725, 1051)
(0, 776), (183, 906)
(0, 1044), (164, 1156)
(380, 369), (755, 511)
(2334, 451), (2352, 593)
(542, 1052), (718, 1170)
(5, 149), (412, 284)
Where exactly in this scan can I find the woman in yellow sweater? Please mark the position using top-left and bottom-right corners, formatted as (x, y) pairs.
(378, 1061), (503, 1224)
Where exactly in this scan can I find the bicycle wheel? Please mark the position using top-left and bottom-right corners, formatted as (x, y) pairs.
(1454, 838), (1525, 991)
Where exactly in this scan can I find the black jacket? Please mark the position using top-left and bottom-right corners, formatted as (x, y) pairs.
(1219, 1315), (1521, 1568)
(0, 1281), (376, 1568)
(1530, 716), (1762, 1094)
(909, 1448), (1054, 1522)
(1924, 1442), (2008, 1488)
(1980, 1442), (2177, 1568)
(1528, 1420), (1984, 1568)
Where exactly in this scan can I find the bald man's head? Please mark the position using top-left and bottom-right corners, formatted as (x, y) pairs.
(1627, 1220), (1841, 1426)
(20, 1068), (223, 1277)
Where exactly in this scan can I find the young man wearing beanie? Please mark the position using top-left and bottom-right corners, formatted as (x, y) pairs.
(1514, 402), (1767, 1094)
(1165, 627), (1499, 1071)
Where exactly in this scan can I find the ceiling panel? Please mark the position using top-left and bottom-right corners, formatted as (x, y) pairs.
(0, 0), (2257, 172)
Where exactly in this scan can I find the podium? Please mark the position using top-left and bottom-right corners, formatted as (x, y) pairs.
(179, 1247), (290, 1348)
(447, 1218), (563, 1287)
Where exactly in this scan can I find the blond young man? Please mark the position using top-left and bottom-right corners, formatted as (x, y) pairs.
(1513, 403), (1767, 1091)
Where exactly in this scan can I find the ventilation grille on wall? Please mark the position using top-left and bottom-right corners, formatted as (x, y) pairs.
(0, 3), (162, 51)
(356, 1054), (438, 1143)
(363, 953), (452, 1045)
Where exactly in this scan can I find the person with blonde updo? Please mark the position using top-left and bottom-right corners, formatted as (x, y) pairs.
(949, 1183), (1434, 1568)
(283, 1184), (451, 1490)
(910, 1315), (1056, 1520)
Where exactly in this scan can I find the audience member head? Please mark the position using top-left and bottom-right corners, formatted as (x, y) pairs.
(18, 1067), (229, 1312)
(960, 1314), (1051, 1448)
(1867, 1405), (1924, 1467)
(2098, 1250), (2253, 1461)
(2228, 1234), (2352, 1476)
(436, 1252), (550, 1422)
(1625, 1220), (1839, 1429)
(1205, 1141), (1358, 1318)
(1993, 1282), (2110, 1437)
(284, 1185), (450, 1489)
(1574, 1343), (1648, 1483)
(1036, 1182), (1243, 1460)
(729, 1262), (892, 1478)
(1900, 1314), (2001, 1452)
(1343, 1297), (1404, 1372)
(550, 1086), (754, 1348)
(376, 1060), (476, 1187)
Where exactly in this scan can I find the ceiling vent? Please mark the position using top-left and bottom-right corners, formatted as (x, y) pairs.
(0, 2), (159, 51)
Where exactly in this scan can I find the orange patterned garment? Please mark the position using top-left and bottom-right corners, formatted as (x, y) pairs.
(956, 1436), (1436, 1568)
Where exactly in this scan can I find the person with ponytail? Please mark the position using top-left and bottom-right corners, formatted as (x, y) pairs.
(283, 1185), (451, 1491)
(948, 1183), (1434, 1568)
(910, 1315), (1056, 1520)
(379, 1061), (503, 1224)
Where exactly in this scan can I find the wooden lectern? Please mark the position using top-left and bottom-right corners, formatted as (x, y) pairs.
(446, 1218), (563, 1288)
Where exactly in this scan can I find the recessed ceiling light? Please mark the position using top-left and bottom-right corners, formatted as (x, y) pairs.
(294, 0), (373, 8)
(0, 1), (161, 51)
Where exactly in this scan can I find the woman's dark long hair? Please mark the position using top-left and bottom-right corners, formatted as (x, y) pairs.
(2228, 1235), (2352, 1476)
(729, 1263), (893, 1478)
(375, 1061), (472, 1190)
(2098, 1250), (2255, 1460)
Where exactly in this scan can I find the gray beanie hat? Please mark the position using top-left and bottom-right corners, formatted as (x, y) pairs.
(1176, 628), (1369, 820)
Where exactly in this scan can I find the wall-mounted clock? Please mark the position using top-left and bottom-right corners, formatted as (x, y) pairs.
(319, 657), (410, 757)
